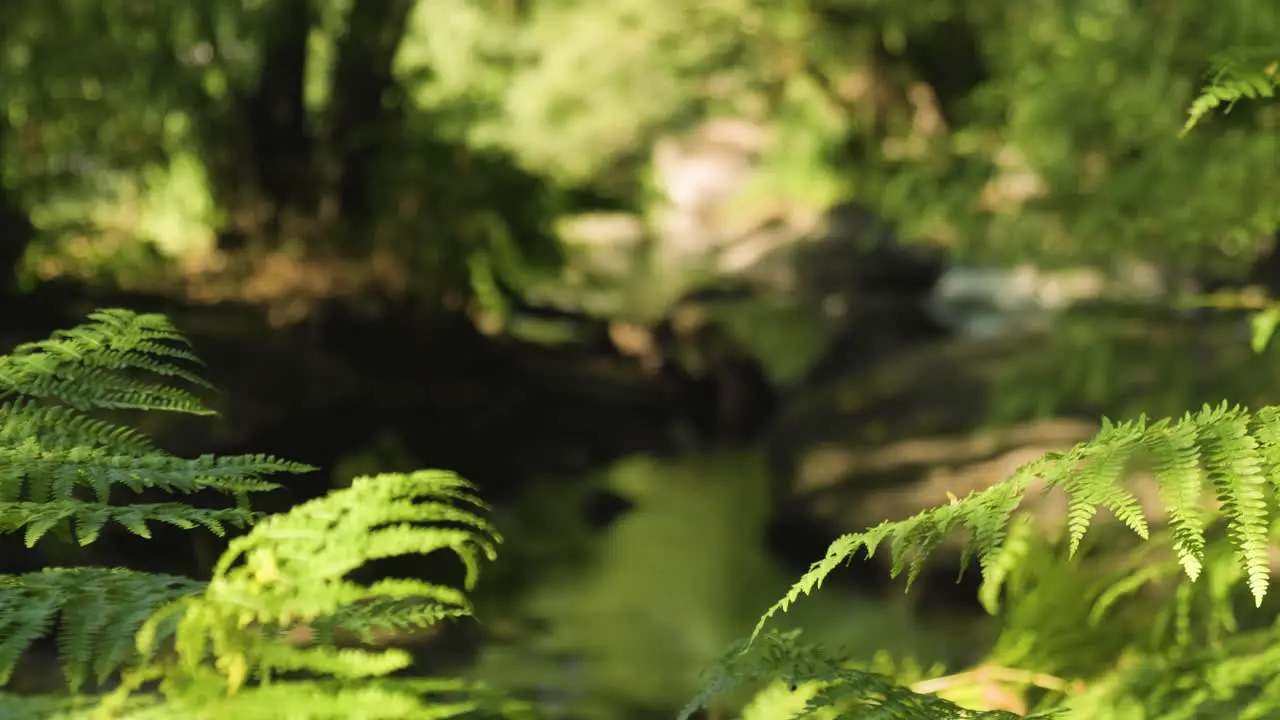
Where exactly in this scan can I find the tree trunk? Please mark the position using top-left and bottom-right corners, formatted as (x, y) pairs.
(0, 119), (34, 296)
(244, 0), (317, 242)
(319, 0), (417, 246)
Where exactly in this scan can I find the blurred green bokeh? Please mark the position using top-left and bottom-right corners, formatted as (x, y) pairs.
(1, 0), (1276, 309)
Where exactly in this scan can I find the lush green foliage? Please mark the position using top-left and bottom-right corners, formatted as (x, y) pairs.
(4, 4), (1280, 717)
(683, 406), (1280, 717)
(1184, 50), (1280, 134)
(0, 310), (518, 718)
(4, 0), (1278, 303)
(682, 73), (1280, 719)
(685, 630), (1038, 720)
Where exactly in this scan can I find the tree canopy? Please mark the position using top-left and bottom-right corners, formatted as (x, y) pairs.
(0, 0), (1276, 308)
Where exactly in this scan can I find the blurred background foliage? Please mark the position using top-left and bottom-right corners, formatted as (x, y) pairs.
(2, 0), (1278, 311)
(2, 1), (1280, 718)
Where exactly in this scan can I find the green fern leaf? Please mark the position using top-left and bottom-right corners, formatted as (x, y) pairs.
(1146, 415), (1209, 580)
(96, 677), (530, 720)
(0, 568), (203, 692)
(0, 310), (214, 416)
(0, 400), (157, 457)
(753, 401), (1280, 642)
(110, 470), (503, 712)
(0, 447), (311, 545)
(1182, 50), (1279, 135)
(681, 630), (1054, 720)
(1199, 406), (1272, 605)
(0, 500), (257, 546)
(978, 516), (1036, 615)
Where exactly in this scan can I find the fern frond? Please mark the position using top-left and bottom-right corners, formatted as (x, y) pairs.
(0, 309), (325, 704)
(1199, 405), (1271, 603)
(0, 691), (103, 720)
(680, 630), (1053, 720)
(92, 677), (529, 720)
(1182, 49), (1279, 135)
(2, 677), (529, 720)
(1060, 626), (1280, 720)
(977, 516), (1037, 615)
(0, 311), (311, 546)
(0, 309), (213, 415)
(109, 471), (501, 712)
(309, 596), (473, 647)
(752, 471), (1029, 640)
(0, 445), (307, 500)
(1147, 416), (1208, 580)
(756, 402), (1280, 643)
(0, 568), (204, 693)
(0, 443), (310, 544)
(0, 500), (257, 547)
(0, 399), (157, 457)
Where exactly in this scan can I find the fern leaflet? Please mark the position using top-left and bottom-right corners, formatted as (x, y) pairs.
(1182, 49), (1279, 134)
(96, 471), (509, 718)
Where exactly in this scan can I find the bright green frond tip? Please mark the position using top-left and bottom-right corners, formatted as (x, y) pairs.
(1182, 49), (1279, 135)
(102, 470), (505, 717)
(0, 309), (314, 550)
(0, 309), (217, 416)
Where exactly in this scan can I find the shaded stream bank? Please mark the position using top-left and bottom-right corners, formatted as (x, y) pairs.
(6, 258), (1275, 717)
(0, 272), (985, 715)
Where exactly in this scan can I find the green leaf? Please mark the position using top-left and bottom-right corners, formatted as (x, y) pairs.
(1251, 307), (1280, 353)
